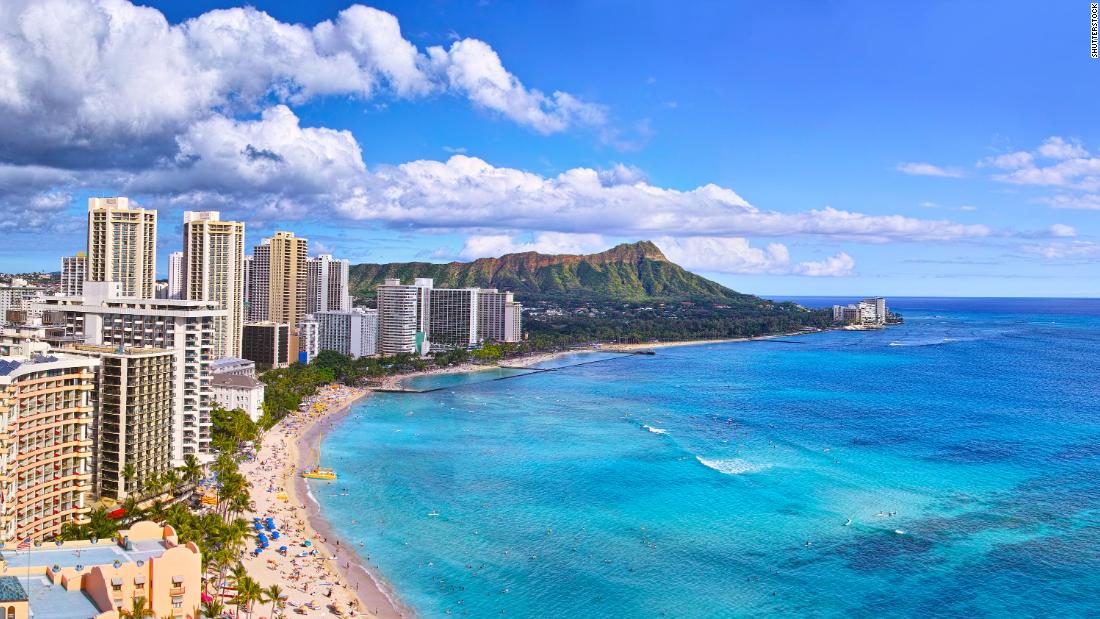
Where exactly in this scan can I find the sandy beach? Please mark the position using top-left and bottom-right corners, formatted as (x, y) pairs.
(239, 384), (408, 618)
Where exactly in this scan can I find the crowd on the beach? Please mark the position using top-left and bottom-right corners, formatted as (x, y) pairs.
(236, 384), (401, 618)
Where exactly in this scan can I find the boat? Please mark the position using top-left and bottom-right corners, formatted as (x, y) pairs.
(301, 435), (337, 480)
(427, 510), (440, 517)
(301, 467), (337, 480)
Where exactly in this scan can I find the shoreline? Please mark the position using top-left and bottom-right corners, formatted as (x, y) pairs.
(241, 385), (410, 618)
(244, 329), (833, 617)
(294, 396), (411, 619)
(502, 331), (824, 368)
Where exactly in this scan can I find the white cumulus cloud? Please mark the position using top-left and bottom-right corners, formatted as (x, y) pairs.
(982, 136), (1100, 190)
(896, 162), (964, 178)
(655, 236), (854, 277)
(458, 232), (607, 259)
(0, 0), (604, 168)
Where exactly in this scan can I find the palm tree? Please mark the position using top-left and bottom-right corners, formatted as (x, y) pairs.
(201, 599), (225, 619)
(231, 574), (262, 619)
(143, 472), (162, 499)
(145, 499), (166, 523)
(262, 583), (284, 618)
(183, 453), (203, 483)
(228, 563), (248, 615)
(121, 494), (142, 525)
(122, 462), (137, 496)
(120, 595), (155, 618)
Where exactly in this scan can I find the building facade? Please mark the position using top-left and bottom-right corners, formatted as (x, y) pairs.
(298, 315), (319, 363)
(182, 211), (245, 359)
(0, 521), (202, 619)
(241, 322), (290, 369)
(504, 300), (523, 342)
(60, 253), (86, 297)
(33, 283), (224, 465)
(832, 297), (889, 326)
(376, 279), (428, 355)
(476, 289), (523, 343)
(0, 282), (45, 326)
(247, 232), (307, 326)
(306, 255), (351, 314)
(0, 344), (97, 543)
(428, 288), (479, 351)
(167, 251), (183, 300)
(86, 197), (157, 299)
(211, 373), (265, 423)
(317, 309), (378, 359)
(65, 345), (173, 502)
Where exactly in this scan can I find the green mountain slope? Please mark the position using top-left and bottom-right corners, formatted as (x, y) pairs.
(349, 240), (762, 305)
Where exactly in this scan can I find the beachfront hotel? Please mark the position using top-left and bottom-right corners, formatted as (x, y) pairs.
(376, 278), (430, 355)
(833, 297), (890, 326)
(428, 287), (479, 351)
(371, 278), (523, 355)
(316, 308), (379, 359)
(62, 345), (174, 502)
(210, 372), (265, 423)
(0, 520), (202, 619)
(477, 289), (523, 344)
(0, 343), (97, 543)
(182, 211), (246, 359)
(32, 283), (224, 466)
(246, 232), (308, 326)
(86, 198), (157, 300)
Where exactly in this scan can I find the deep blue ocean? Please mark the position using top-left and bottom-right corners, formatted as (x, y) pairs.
(312, 298), (1100, 618)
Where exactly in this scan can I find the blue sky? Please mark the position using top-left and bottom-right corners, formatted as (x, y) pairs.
(0, 0), (1097, 296)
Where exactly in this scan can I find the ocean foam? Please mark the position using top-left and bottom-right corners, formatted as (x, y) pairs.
(695, 456), (770, 475)
(643, 425), (669, 435)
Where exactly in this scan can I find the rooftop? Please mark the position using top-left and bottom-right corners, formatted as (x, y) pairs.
(0, 576), (27, 602)
(0, 351), (94, 378)
(211, 357), (253, 369)
(0, 539), (168, 571)
(23, 576), (100, 619)
(211, 373), (263, 389)
(64, 344), (171, 356)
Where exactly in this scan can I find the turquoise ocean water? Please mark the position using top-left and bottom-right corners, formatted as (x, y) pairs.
(312, 298), (1100, 618)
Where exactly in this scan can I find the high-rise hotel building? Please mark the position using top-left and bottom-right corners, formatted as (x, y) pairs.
(167, 251), (184, 300)
(317, 308), (378, 359)
(246, 232), (307, 326)
(0, 343), (98, 543)
(64, 345), (173, 502)
(477, 289), (523, 343)
(376, 278), (432, 355)
(306, 254), (351, 314)
(60, 253), (86, 297)
(183, 211), (245, 359)
(86, 197), (157, 299)
(34, 283), (224, 465)
(428, 288), (479, 351)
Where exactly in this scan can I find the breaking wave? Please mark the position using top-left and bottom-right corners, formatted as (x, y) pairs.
(695, 456), (770, 475)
